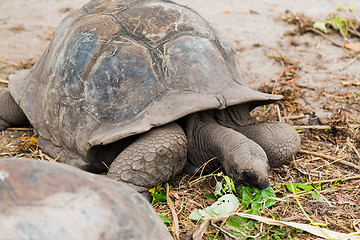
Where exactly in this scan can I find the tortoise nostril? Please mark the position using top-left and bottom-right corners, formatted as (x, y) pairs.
(243, 169), (257, 181)
(243, 169), (269, 190)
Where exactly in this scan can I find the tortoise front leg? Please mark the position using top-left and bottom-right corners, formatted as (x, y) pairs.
(0, 90), (27, 130)
(107, 123), (187, 193)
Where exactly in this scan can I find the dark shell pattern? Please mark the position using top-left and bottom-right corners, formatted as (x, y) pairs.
(9, 0), (280, 168)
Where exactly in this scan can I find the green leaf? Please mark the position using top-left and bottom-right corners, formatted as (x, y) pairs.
(225, 215), (249, 236)
(210, 194), (240, 216)
(151, 190), (167, 205)
(241, 186), (254, 206)
(149, 183), (167, 205)
(241, 186), (276, 213)
(329, 17), (348, 34)
(245, 208), (261, 216)
(224, 175), (236, 194)
(330, 17), (342, 30)
(189, 194), (240, 221)
(285, 182), (299, 194)
(203, 193), (216, 199)
(296, 183), (314, 192)
(311, 191), (322, 200)
(260, 187), (276, 209)
(313, 21), (327, 33)
(189, 209), (207, 221)
(214, 181), (224, 197)
(159, 215), (172, 225)
(227, 215), (248, 227)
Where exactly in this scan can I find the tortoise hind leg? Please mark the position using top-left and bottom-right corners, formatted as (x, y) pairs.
(0, 90), (28, 130)
(107, 122), (187, 193)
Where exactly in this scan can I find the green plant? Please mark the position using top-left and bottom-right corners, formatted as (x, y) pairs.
(149, 183), (167, 205)
(336, 6), (354, 12)
(313, 16), (350, 35)
(189, 174), (294, 239)
(284, 182), (322, 200)
(159, 215), (172, 225)
(240, 186), (276, 215)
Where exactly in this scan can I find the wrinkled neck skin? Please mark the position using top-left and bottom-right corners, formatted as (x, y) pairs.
(214, 103), (258, 128)
(186, 111), (270, 189)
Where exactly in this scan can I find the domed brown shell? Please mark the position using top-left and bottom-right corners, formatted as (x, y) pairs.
(0, 158), (172, 239)
(9, 0), (281, 168)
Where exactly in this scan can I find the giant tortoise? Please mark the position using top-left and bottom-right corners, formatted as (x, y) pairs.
(0, 157), (172, 240)
(0, 0), (300, 191)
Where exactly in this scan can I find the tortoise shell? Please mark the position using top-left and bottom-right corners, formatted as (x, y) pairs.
(9, 0), (281, 168)
(0, 158), (172, 239)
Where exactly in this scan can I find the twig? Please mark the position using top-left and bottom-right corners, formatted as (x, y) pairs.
(309, 175), (360, 185)
(6, 127), (33, 131)
(192, 220), (210, 240)
(293, 124), (360, 130)
(296, 84), (317, 91)
(335, 23), (349, 42)
(309, 28), (344, 47)
(0, 59), (18, 67)
(347, 137), (360, 160)
(187, 158), (220, 184)
(211, 220), (242, 239)
(298, 149), (360, 171)
(271, 65), (298, 94)
(349, 26), (360, 38)
(275, 104), (283, 122)
(166, 183), (180, 240)
(0, 79), (9, 84)
(294, 125), (333, 130)
(276, 175), (360, 194)
(283, 114), (306, 120)
(280, 76), (300, 85)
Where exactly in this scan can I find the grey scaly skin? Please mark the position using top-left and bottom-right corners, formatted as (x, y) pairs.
(107, 123), (187, 193)
(0, 91), (27, 130)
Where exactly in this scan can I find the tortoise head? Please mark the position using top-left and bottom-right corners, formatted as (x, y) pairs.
(221, 141), (270, 190)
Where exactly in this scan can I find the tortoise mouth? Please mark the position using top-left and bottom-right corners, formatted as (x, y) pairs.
(238, 177), (270, 190)
(232, 169), (270, 190)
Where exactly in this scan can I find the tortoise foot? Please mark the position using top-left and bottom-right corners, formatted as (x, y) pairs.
(107, 122), (187, 192)
(0, 90), (27, 129)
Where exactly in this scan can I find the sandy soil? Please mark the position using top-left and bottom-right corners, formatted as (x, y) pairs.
(1, 0), (360, 239)
(1, 0), (359, 120)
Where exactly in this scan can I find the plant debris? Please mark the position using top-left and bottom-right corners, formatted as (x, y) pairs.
(281, 11), (360, 51)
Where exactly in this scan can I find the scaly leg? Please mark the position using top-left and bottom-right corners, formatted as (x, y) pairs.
(0, 90), (27, 130)
(107, 123), (187, 193)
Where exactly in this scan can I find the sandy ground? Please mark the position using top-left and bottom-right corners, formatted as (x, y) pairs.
(1, 0), (359, 120)
(1, 0), (360, 239)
